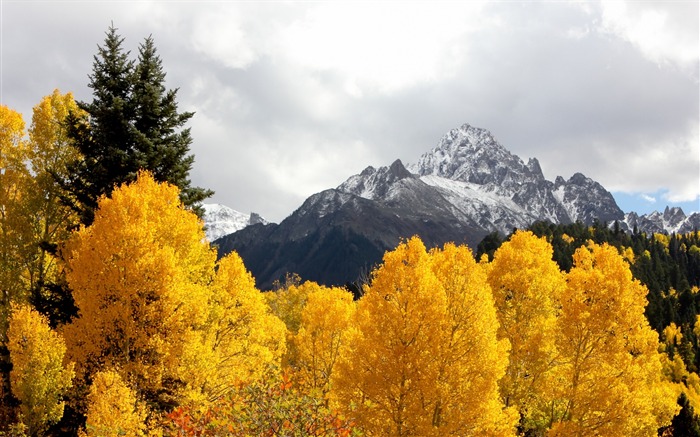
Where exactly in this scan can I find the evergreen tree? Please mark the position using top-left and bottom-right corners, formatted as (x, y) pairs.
(131, 36), (212, 213)
(63, 25), (211, 225)
(63, 25), (135, 225)
(670, 393), (700, 437)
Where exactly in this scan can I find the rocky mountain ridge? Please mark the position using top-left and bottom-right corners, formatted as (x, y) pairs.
(341, 124), (625, 235)
(211, 123), (698, 289)
(624, 207), (700, 235)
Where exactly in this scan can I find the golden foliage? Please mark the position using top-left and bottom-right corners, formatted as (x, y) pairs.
(0, 92), (85, 338)
(63, 172), (216, 407)
(267, 280), (324, 368)
(551, 242), (679, 436)
(664, 323), (683, 347)
(63, 172), (287, 416)
(333, 237), (514, 436)
(7, 304), (74, 435)
(0, 105), (31, 338)
(267, 279), (318, 335)
(183, 251), (286, 402)
(430, 242), (517, 436)
(487, 230), (565, 430)
(84, 370), (146, 437)
(294, 284), (356, 393)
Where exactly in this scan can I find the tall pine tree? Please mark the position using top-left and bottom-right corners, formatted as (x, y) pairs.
(63, 25), (211, 225)
(132, 35), (212, 213)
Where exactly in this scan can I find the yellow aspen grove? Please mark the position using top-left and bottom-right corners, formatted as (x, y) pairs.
(333, 237), (514, 436)
(63, 172), (216, 410)
(550, 242), (679, 436)
(486, 230), (565, 431)
(7, 304), (74, 435)
(83, 370), (146, 437)
(294, 284), (356, 393)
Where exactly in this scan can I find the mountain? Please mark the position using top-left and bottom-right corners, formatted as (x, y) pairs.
(215, 167), (479, 290)
(202, 203), (268, 241)
(623, 207), (700, 235)
(215, 123), (696, 289)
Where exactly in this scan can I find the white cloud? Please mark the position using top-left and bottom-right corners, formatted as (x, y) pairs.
(278, 3), (490, 94)
(190, 10), (259, 69)
(640, 194), (656, 203)
(598, 1), (699, 73)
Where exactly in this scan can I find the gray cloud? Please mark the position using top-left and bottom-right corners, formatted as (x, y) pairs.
(2, 1), (698, 221)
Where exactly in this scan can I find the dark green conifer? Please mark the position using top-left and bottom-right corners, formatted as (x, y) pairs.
(132, 36), (212, 213)
(63, 25), (211, 225)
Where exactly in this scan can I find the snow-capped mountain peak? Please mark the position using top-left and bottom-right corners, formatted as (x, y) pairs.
(202, 203), (268, 241)
(407, 123), (543, 186)
(215, 122), (697, 290)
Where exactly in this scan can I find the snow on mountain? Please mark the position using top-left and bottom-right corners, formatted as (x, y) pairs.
(405, 123), (622, 234)
(623, 207), (700, 235)
(202, 203), (268, 241)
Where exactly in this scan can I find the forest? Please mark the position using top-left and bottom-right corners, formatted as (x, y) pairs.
(2, 27), (700, 437)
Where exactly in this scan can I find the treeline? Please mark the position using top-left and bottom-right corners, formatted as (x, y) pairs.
(480, 221), (700, 332)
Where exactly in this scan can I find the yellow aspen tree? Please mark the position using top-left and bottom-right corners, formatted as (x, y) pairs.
(333, 237), (514, 436)
(294, 284), (356, 394)
(266, 277), (314, 334)
(83, 370), (146, 437)
(25, 90), (85, 307)
(182, 251), (286, 402)
(430, 242), (517, 436)
(7, 304), (74, 436)
(63, 172), (216, 410)
(0, 105), (32, 337)
(266, 279), (318, 367)
(550, 242), (679, 436)
(486, 230), (565, 431)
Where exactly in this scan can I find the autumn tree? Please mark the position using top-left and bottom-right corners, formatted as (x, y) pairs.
(429, 242), (516, 435)
(181, 251), (286, 403)
(333, 237), (514, 436)
(62, 171), (216, 411)
(6, 304), (74, 436)
(0, 105), (31, 336)
(486, 230), (565, 432)
(0, 105), (32, 418)
(550, 242), (679, 436)
(83, 370), (146, 437)
(266, 278), (316, 367)
(294, 285), (356, 394)
(62, 25), (211, 225)
(25, 90), (85, 326)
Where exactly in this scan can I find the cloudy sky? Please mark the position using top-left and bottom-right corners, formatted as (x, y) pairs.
(2, 1), (698, 222)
